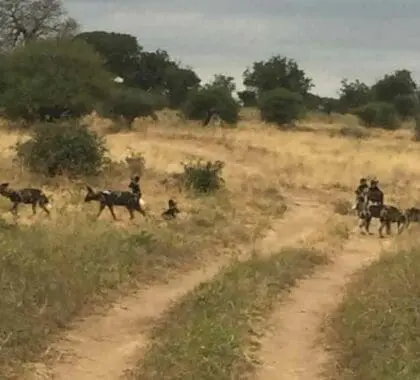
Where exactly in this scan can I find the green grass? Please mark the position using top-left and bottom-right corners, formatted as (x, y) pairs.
(328, 247), (420, 380)
(0, 218), (193, 377)
(129, 248), (327, 380)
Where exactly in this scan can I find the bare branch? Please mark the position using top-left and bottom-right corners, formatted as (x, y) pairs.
(0, 0), (79, 49)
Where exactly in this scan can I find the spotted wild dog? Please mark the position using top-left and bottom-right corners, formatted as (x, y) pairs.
(0, 182), (51, 216)
(84, 186), (146, 220)
(404, 207), (420, 228)
(162, 199), (180, 220)
(355, 193), (406, 237)
(377, 205), (407, 237)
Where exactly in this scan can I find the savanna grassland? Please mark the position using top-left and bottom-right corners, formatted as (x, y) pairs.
(1, 110), (420, 380)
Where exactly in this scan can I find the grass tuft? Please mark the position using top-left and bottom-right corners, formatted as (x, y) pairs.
(130, 248), (328, 380)
(328, 247), (420, 380)
(0, 222), (192, 376)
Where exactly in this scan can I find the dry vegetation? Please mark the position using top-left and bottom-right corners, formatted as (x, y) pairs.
(1, 109), (420, 378)
(327, 228), (420, 380)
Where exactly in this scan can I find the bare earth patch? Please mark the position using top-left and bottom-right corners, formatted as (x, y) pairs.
(255, 230), (392, 380)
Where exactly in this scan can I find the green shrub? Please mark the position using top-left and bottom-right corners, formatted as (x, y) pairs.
(414, 113), (420, 141)
(237, 90), (257, 107)
(258, 87), (305, 125)
(393, 93), (418, 120)
(182, 87), (239, 124)
(353, 102), (400, 129)
(182, 159), (225, 193)
(0, 39), (113, 122)
(99, 87), (166, 128)
(15, 121), (108, 177)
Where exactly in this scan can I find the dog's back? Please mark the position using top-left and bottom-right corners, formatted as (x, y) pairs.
(101, 191), (139, 208)
(0, 184), (48, 205)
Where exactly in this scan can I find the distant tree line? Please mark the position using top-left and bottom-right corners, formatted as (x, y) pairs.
(0, 0), (418, 131)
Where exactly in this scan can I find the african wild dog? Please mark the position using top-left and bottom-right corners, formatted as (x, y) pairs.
(404, 207), (420, 228)
(84, 186), (146, 220)
(162, 199), (180, 220)
(0, 183), (51, 216)
(355, 193), (406, 238)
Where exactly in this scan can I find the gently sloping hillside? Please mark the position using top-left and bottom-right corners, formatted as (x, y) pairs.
(254, 231), (392, 380)
(327, 237), (420, 380)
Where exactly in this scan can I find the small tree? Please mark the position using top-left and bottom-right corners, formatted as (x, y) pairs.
(338, 79), (372, 112)
(258, 87), (305, 125)
(0, 0), (79, 49)
(75, 31), (142, 82)
(0, 39), (113, 122)
(15, 121), (108, 177)
(372, 69), (416, 103)
(243, 55), (313, 95)
(183, 87), (239, 124)
(237, 90), (257, 107)
(206, 74), (236, 94)
(99, 87), (165, 128)
(353, 102), (400, 130)
(182, 159), (225, 193)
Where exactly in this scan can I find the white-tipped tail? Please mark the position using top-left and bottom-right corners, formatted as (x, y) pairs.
(46, 203), (52, 210)
(139, 198), (146, 207)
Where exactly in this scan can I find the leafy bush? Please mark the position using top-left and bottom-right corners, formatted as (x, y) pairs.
(0, 39), (113, 122)
(182, 159), (225, 193)
(99, 87), (166, 128)
(258, 87), (305, 125)
(393, 93), (418, 120)
(182, 87), (239, 124)
(237, 90), (257, 107)
(414, 113), (420, 141)
(15, 121), (108, 177)
(353, 102), (400, 130)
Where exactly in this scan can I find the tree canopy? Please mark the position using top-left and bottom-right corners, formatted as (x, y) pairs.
(0, 0), (418, 131)
(0, 0), (78, 50)
(0, 38), (113, 121)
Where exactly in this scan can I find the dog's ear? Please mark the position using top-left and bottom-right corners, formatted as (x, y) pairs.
(86, 185), (93, 193)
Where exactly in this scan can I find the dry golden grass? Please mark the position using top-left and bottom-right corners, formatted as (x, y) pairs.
(0, 109), (419, 377)
(327, 227), (420, 380)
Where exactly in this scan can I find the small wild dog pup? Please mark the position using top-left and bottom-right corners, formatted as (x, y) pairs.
(162, 199), (180, 220)
(0, 182), (51, 216)
(84, 185), (146, 220)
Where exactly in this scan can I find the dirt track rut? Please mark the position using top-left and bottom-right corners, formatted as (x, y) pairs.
(255, 230), (391, 380)
(26, 195), (327, 379)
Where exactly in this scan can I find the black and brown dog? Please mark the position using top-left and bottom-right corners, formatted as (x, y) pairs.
(0, 182), (51, 216)
(84, 185), (146, 220)
(162, 199), (180, 220)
